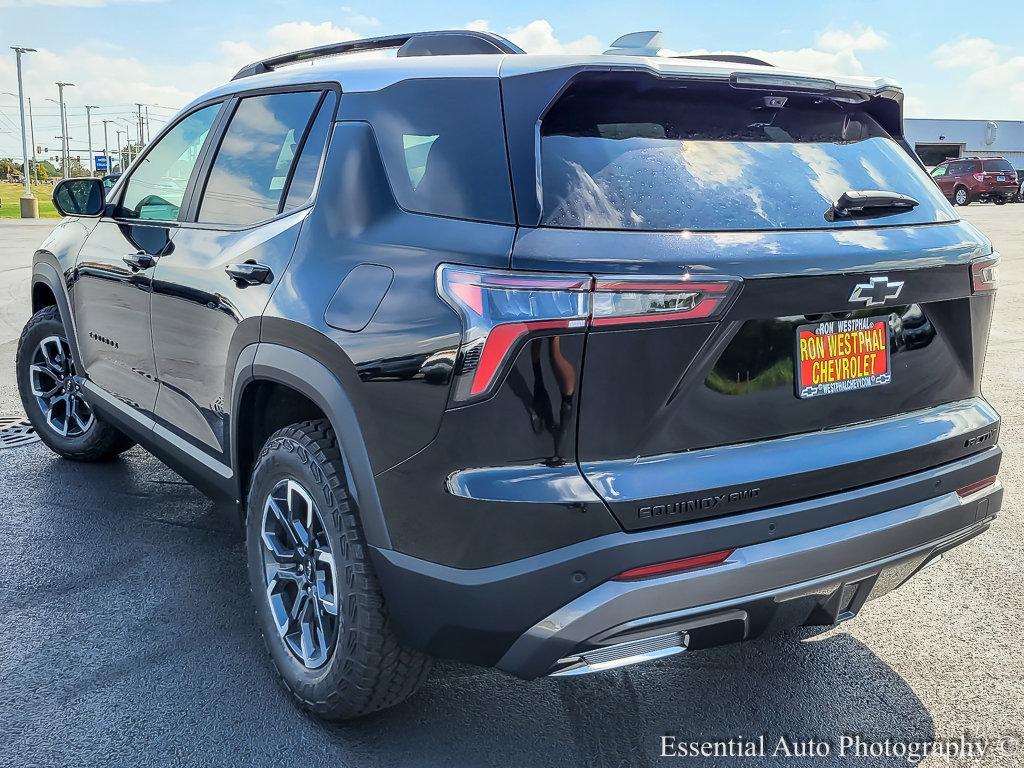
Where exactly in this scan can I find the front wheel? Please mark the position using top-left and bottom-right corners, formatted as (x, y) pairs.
(16, 306), (135, 461)
(245, 419), (431, 719)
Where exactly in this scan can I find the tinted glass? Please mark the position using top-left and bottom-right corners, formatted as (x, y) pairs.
(540, 74), (955, 231)
(930, 166), (947, 177)
(199, 91), (321, 226)
(983, 158), (1014, 172)
(340, 79), (514, 224)
(119, 104), (219, 221)
(283, 92), (336, 212)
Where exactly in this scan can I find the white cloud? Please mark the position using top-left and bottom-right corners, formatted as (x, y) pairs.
(932, 36), (1001, 70)
(816, 25), (888, 52)
(466, 19), (602, 55)
(929, 36), (1024, 117)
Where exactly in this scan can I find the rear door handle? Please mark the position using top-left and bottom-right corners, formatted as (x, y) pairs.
(122, 252), (156, 270)
(225, 262), (273, 285)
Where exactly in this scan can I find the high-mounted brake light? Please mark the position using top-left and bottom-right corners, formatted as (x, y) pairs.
(971, 255), (999, 294)
(437, 265), (739, 403)
(612, 549), (734, 582)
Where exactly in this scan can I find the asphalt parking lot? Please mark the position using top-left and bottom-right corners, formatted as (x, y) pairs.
(0, 207), (1021, 768)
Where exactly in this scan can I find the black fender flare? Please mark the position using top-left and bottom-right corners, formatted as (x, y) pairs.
(231, 342), (391, 550)
(31, 260), (84, 369)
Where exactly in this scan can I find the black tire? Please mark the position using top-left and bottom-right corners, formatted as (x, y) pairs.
(994, 197), (1007, 206)
(245, 419), (431, 720)
(16, 305), (135, 461)
(953, 186), (970, 206)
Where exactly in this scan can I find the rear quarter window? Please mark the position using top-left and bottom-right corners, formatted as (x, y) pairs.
(539, 73), (955, 232)
(983, 158), (1014, 172)
(339, 79), (514, 225)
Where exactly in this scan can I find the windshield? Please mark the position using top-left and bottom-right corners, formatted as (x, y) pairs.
(539, 74), (955, 232)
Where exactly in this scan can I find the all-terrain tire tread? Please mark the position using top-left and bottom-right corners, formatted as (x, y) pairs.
(249, 419), (431, 719)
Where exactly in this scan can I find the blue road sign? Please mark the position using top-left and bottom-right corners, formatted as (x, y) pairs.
(95, 155), (109, 171)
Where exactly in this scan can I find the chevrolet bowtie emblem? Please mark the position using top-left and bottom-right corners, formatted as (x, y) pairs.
(849, 276), (904, 307)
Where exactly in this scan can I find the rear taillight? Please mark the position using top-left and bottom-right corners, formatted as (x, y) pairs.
(973, 173), (985, 182)
(437, 265), (739, 403)
(971, 255), (1000, 293)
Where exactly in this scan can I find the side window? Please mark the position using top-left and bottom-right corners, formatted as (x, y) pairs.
(282, 92), (337, 212)
(118, 104), (220, 221)
(340, 79), (515, 224)
(198, 90), (322, 226)
(930, 166), (946, 177)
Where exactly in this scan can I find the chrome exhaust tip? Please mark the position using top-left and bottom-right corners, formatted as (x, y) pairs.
(548, 631), (688, 677)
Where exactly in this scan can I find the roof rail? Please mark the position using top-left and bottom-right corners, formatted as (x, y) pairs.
(674, 54), (774, 67)
(232, 30), (524, 80)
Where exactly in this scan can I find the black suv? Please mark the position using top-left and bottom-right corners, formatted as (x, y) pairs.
(19, 30), (1003, 719)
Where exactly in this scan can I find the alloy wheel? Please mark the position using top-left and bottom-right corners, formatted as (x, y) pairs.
(29, 335), (95, 438)
(260, 478), (340, 669)
(955, 188), (968, 205)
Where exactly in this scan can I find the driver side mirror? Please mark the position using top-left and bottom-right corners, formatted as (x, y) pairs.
(52, 177), (106, 217)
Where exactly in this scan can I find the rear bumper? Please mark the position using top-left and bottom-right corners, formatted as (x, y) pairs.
(370, 445), (1001, 673)
(500, 480), (1000, 678)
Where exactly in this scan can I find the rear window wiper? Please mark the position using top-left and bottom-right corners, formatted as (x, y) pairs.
(826, 190), (920, 221)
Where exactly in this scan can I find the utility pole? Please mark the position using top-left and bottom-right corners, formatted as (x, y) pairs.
(11, 46), (38, 217)
(55, 81), (74, 178)
(136, 103), (144, 148)
(102, 119), (113, 176)
(27, 97), (38, 184)
(84, 105), (97, 176)
(145, 106), (150, 144)
(3, 89), (37, 183)
(115, 129), (124, 173)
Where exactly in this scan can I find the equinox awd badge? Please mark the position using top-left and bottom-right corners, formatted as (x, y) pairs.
(849, 276), (905, 307)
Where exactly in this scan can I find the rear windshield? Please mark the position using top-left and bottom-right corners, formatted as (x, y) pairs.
(983, 158), (1014, 173)
(540, 74), (954, 231)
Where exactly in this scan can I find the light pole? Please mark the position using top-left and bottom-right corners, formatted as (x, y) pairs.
(11, 46), (38, 217)
(3, 90), (37, 184)
(115, 129), (124, 173)
(84, 105), (97, 176)
(55, 81), (74, 177)
(102, 119), (113, 176)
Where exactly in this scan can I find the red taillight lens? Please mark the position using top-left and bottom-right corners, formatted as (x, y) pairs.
(438, 266), (741, 403)
(970, 255), (999, 293)
(973, 173), (985, 182)
(437, 265), (591, 403)
(612, 549), (734, 581)
(956, 475), (997, 499)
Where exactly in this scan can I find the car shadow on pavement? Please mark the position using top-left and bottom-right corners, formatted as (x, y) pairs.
(336, 632), (935, 768)
(1, 447), (935, 768)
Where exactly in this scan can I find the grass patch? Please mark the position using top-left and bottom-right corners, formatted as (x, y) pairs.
(706, 358), (794, 395)
(0, 182), (61, 218)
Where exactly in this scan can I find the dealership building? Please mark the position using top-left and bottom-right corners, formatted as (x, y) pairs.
(905, 118), (1024, 170)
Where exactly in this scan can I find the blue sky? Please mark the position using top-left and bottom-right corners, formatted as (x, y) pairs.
(1, 0), (1023, 158)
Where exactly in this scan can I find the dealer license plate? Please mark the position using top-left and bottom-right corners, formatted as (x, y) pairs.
(796, 316), (891, 399)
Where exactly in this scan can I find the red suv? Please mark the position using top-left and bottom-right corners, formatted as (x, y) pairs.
(930, 156), (1018, 205)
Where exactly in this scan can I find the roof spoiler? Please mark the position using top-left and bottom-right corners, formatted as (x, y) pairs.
(232, 30), (524, 80)
(604, 31), (774, 67)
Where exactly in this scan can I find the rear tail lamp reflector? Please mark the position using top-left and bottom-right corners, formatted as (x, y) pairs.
(437, 265), (739, 403)
(955, 475), (997, 499)
(970, 255), (999, 294)
(612, 549), (735, 582)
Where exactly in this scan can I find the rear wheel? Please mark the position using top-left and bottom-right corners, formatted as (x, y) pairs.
(16, 306), (135, 461)
(245, 419), (431, 719)
(954, 186), (970, 206)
